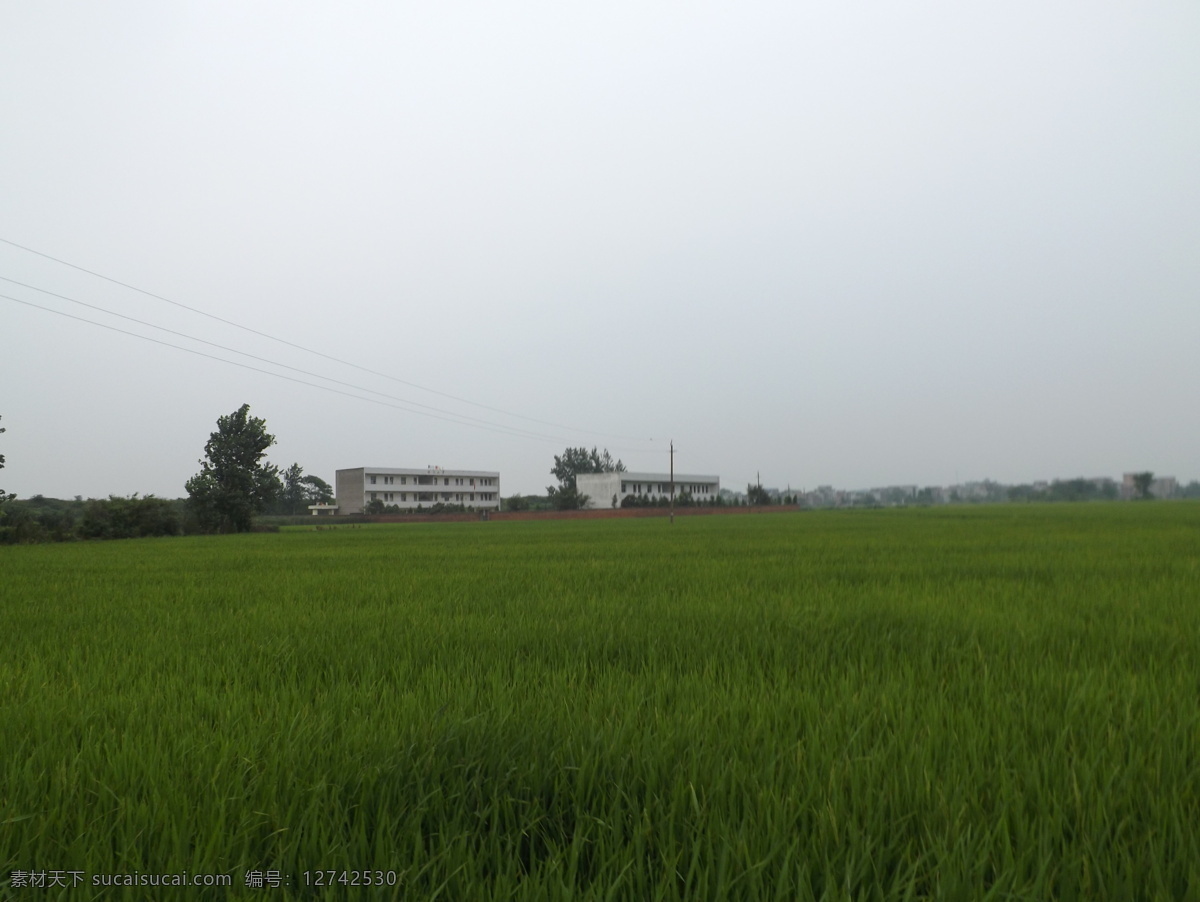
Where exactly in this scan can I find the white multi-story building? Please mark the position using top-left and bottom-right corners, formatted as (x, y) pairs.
(575, 471), (720, 509)
(1120, 472), (1179, 500)
(335, 466), (501, 513)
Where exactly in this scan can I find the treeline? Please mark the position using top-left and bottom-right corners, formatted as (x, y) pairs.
(1, 467), (334, 544)
(0, 495), (185, 544)
(0, 484), (336, 544)
(502, 494), (553, 512)
(618, 491), (725, 509)
(502, 491), (792, 511)
(1007, 479), (1119, 503)
(1, 405), (333, 542)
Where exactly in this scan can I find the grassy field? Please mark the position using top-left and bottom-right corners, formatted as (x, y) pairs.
(2, 504), (1198, 900)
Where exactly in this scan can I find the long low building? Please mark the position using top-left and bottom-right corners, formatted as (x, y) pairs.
(576, 471), (720, 509)
(335, 466), (501, 513)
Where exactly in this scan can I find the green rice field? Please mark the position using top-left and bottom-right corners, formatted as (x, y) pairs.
(2, 504), (1198, 900)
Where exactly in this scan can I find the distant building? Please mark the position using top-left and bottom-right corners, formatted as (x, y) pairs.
(335, 466), (500, 514)
(1120, 473), (1137, 500)
(1152, 476), (1178, 499)
(576, 471), (720, 510)
(1121, 473), (1178, 500)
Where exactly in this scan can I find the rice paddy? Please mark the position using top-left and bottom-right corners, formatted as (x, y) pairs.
(2, 504), (1198, 900)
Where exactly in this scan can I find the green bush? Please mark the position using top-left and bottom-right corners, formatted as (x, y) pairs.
(80, 495), (181, 539)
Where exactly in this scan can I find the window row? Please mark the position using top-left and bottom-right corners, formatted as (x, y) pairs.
(369, 475), (496, 487)
(621, 483), (714, 495)
(369, 492), (497, 503)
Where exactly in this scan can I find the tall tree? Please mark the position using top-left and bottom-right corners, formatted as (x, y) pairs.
(547, 447), (625, 510)
(185, 404), (280, 533)
(277, 463), (306, 515)
(271, 466), (333, 514)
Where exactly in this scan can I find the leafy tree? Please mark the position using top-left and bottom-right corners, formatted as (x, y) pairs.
(547, 447), (625, 510)
(747, 481), (771, 506)
(300, 474), (333, 505)
(270, 466), (333, 514)
(275, 463), (307, 515)
(548, 485), (584, 510)
(185, 404), (280, 533)
(1132, 471), (1154, 500)
(504, 494), (530, 512)
(365, 498), (386, 515)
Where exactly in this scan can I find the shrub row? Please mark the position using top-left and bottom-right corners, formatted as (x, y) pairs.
(0, 495), (183, 544)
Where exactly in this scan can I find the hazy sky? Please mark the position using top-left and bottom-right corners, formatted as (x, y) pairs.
(3, 1), (1198, 499)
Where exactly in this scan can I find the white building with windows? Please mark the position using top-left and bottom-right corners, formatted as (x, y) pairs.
(575, 471), (720, 509)
(335, 466), (501, 513)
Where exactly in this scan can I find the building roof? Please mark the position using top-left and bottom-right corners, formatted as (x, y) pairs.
(344, 466), (499, 477)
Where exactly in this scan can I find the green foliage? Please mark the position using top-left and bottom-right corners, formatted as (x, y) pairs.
(275, 463), (307, 516)
(0, 495), (80, 544)
(272, 466), (334, 515)
(506, 493), (553, 512)
(746, 481), (772, 505)
(365, 500), (474, 516)
(1132, 471), (1154, 500)
(0, 495), (186, 544)
(300, 474), (333, 505)
(547, 446), (624, 510)
(1008, 479), (1119, 503)
(185, 404), (280, 533)
(0, 414), (14, 506)
(620, 493), (670, 509)
(549, 485), (590, 510)
(503, 493), (530, 512)
(79, 495), (180, 539)
(1, 505), (1198, 898)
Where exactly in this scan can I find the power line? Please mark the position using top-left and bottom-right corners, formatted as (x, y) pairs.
(0, 237), (653, 444)
(3, 292), (658, 455)
(2, 293), (580, 444)
(0, 275), (569, 444)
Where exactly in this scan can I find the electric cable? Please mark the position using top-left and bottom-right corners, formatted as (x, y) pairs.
(2, 293), (586, 445)
(0, 275), (572, 444)
(0, 237), (654, 444)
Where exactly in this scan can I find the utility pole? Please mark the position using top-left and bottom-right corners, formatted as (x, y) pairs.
(670, 440), (675, 525)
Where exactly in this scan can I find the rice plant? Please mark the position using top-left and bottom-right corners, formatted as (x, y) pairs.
(2, 504), (1198, 899)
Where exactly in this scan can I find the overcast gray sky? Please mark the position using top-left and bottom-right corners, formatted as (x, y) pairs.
(2, 0), (1197, 499)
